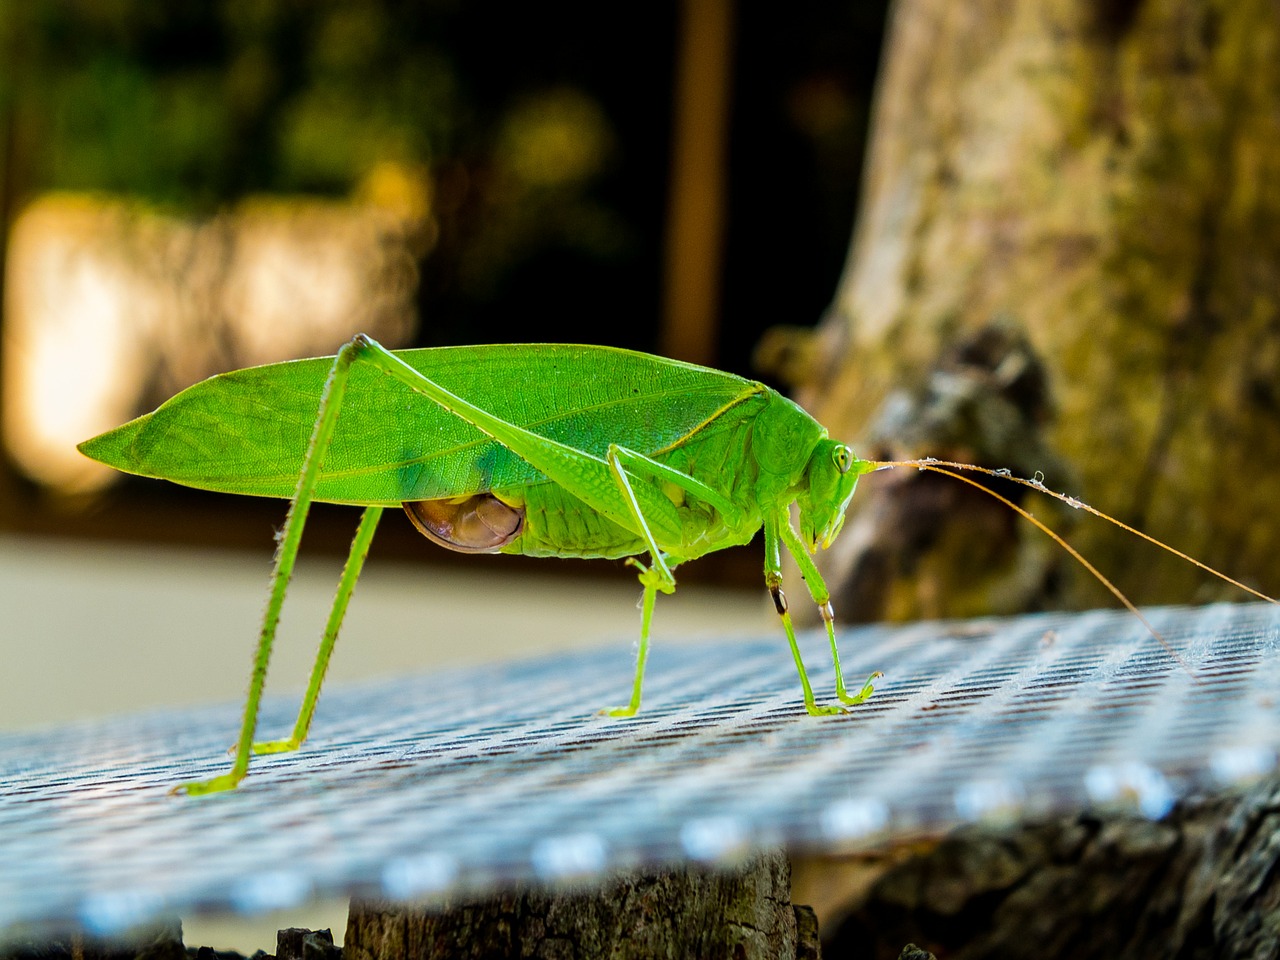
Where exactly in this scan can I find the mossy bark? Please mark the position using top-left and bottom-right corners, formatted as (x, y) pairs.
(793, 0), (1280, 620)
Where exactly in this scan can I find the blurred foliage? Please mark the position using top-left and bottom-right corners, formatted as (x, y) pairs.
(0, 0), (888, 365)
(0, 0), (668, 352)
(0, 0), (891, 558)
(3, 0), (454, 202)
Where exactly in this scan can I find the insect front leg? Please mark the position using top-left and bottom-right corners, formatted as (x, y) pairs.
(775, 514), (881, 706)
(763, 513), (844, 716)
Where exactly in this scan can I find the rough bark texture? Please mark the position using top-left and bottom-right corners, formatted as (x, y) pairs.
(799, 767), (1280, 960)
(790, 0), (1280, 620)
(0, 924), (340, 960)
(345, 852), (820, 960)
(0, 920), (186, 960)
(275, 929), (342, 960)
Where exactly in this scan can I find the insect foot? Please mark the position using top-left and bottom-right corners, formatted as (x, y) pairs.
(838, 671), (883, 706)
(251, 737), (304, 755)
(171, 772), (244, 797)
(625, 556), (677, 595)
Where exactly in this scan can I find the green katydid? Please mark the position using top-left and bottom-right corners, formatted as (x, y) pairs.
(78, 334), (1276, 795)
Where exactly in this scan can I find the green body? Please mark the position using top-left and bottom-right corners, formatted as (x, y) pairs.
(80, 337), (878, 794)
(83, 344), (824, 562)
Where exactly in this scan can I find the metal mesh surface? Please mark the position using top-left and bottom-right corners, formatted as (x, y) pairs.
(3, 602), (1279, 938)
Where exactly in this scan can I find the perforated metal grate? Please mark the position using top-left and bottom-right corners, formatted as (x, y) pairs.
(2, 602), (1279, 939)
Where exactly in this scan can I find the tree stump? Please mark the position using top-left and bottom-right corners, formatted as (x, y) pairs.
(345, 852), (821, 960)
(797, 766), (1280, 959)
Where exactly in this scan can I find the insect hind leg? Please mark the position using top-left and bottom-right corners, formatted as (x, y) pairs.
(176, 335), (379, 795)
(252, 505), (384, 756)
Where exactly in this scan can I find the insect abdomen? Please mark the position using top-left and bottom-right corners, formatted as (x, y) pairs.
(503, 483), (647, 560)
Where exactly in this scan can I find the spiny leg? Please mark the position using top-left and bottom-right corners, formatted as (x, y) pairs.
(180, 334), (701, 790)
(776, 517), (880, 705)
(251, 505), (383, 755)
(176, 337), (368, 795)
(764, 514), (843, 715)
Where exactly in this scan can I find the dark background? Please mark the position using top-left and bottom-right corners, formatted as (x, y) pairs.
(0, 0), (890, 567)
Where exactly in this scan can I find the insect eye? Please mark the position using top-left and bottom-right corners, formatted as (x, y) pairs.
(832, 445), (852, 474)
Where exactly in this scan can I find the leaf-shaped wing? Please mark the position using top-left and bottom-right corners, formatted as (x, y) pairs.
(79, 344), (762, 504)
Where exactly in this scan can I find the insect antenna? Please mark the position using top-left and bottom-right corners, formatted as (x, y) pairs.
(868, 458), (1280, 676)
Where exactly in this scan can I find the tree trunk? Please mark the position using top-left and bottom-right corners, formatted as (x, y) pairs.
(766, 1), (1280, 957)
(787, 0), (1280, 622)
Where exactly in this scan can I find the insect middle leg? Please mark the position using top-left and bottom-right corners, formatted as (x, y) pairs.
(594, 447), (684, 716)
(601, 556), (671, 717)
(599, 444), (751, 717)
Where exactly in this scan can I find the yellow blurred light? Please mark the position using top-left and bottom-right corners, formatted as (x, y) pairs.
(3, 181), (433, 495)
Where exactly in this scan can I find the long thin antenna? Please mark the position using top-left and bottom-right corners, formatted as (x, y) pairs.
(872, 458), (1278, 605)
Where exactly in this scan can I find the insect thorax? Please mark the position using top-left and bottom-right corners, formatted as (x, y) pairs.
(494, 410), (765, 562)
(748, 391), (828, 480)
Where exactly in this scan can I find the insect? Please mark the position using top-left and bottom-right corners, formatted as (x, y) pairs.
(79, 335), (1274, 794)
